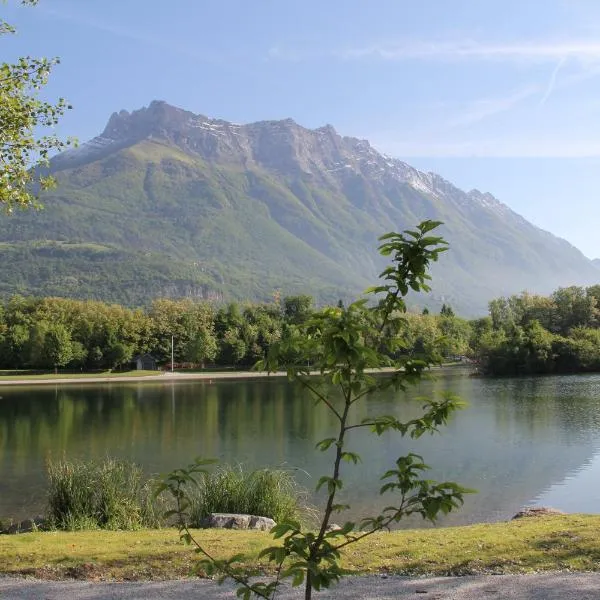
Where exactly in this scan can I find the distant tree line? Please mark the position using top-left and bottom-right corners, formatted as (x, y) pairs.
(473, 285), (600, 376)
(0, 295), (473, 372)
(0, 295), (315, 371)
(2, 286), (598, 376)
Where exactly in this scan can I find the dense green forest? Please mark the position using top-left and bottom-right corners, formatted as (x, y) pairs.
(0, 286), (599, 375)
(0, 295), (470, 371)
(474, 285), (600, 376)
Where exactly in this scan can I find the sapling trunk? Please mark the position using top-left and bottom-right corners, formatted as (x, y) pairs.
(304, 393), (352, 600)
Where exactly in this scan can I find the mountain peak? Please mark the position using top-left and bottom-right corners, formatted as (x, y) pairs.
(101, 100), (195, 140)
(316, 123), (337, 134)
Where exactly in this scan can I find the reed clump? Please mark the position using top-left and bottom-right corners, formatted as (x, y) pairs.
(46, 457), (164, 530)
(45, 458), (311, 531)
(187, 465), (313, 527)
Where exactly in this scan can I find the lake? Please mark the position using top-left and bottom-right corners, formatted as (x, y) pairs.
(2, 367), (600, 527)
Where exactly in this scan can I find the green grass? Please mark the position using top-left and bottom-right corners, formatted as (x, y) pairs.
(1, 515), (600, 580)
(44, 458), (311, 533)
(0, 370), (161, 381)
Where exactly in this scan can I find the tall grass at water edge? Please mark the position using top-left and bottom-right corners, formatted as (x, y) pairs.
(45, 458), (312, 531)
(186, 465), (313, 527)
(46, 457), (164, 530)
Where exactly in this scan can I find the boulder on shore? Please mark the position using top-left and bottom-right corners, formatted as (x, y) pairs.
(511, 507), (565, 520)
(2, 515), (47, 534)
(199, 513), (276, 531)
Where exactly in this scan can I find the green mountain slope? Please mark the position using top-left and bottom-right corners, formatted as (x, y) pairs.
(0, 101), (597, 314)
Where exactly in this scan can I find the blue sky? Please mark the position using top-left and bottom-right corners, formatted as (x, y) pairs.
(5, 0), (600, 257)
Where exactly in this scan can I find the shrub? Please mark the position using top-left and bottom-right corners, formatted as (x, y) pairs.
(46, 457), (164, 530)
(187, 465), (310, 526)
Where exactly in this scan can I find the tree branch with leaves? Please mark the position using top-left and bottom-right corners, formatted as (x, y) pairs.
(1, 0), (74, 211)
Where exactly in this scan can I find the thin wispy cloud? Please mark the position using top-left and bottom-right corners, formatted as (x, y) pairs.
(539, 57), (568, 105)
(447, 86), (540, 128)
(376, 136), (600, 158)
(336, 40), (600, 63)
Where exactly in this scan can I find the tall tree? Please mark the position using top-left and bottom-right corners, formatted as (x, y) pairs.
(283, 295), (314, 325)
(43, 323), (74, 371)
(552, 286), (596, 335)
(1, 0), (73, 210)
(440, 303), (455, 318)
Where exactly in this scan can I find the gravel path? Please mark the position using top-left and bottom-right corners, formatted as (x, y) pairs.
(1, 574), (600, 599)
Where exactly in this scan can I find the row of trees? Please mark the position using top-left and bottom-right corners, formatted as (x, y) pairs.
(0, 294), (473, 371)
(3, 285), (599, 375)
(0, 295), (315, 371)
(474, 286), (600, 376)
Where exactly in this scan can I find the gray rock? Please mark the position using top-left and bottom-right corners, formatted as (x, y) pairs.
(248, 515), (277, 531)
(199, 513), (276, 530)
(3, 515), (47, 534)
(511, 506), (565, 520)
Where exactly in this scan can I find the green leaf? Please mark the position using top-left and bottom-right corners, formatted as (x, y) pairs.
(316, 476), (332, 492)
(341, 451), (361, 464)
(292, 570), (305, 587)
(270, 520), (301, 538)
(235, 587), (251, 600)
(316, 476), (343, 494)
(226, 553), (246, 564)
(418, 220), (444, 234)
(378, 231), (400, 241)
(315, 438), (337, 451)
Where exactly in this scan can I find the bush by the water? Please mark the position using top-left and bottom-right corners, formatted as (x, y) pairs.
(187, 465), (310, 527)
(45, 457), (309, 531)
(46, 457), (163, 530)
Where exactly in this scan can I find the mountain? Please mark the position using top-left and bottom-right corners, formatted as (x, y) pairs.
(0, 100), (597, 314)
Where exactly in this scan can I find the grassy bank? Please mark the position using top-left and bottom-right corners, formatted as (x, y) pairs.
(0, 370), (161, 381)
(2, 515), (600, 581)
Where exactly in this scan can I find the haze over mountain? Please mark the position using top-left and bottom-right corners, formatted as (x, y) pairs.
(0, 100), (597, 315)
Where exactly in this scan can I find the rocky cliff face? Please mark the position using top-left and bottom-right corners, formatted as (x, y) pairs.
(4, 101), (598, 313)
(53, 102), (563, 237)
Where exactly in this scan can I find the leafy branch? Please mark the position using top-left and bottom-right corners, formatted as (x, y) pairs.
(1, 1), (75, 211)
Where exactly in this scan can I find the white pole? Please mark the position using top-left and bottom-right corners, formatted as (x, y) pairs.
(171, 335), (174, 373)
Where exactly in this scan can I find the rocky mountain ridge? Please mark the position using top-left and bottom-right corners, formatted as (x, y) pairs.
(1, 100), (596, 314)
(55, 101), (523, 220)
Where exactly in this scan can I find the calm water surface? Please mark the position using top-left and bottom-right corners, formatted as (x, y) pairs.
(2, 367), (600, 526)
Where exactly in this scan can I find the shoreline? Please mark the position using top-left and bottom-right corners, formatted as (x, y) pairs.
(0, 364), (468, 387)
(0, 370), (288, 387)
